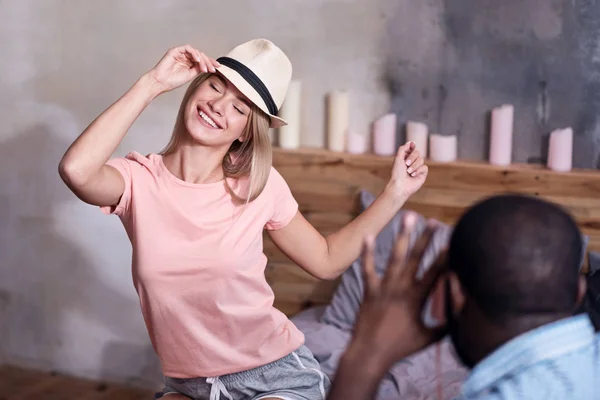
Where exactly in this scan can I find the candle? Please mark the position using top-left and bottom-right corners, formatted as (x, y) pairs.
(547, 127), (573, 172)
(346, 131), (369, 154)
(489, 104), (514, 166)
(406, 121), (428, 158)
(429, 134), (457, 162)
(327, 90), (349, 152)
(373, 113), (397, 156)
(278, 80), (302, 149)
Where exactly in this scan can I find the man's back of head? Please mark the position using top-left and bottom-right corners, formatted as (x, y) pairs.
(446, 193), (586, 368)
(449, 193), (583, 321)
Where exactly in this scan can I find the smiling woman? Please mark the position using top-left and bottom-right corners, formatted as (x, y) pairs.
(159, 71), (272, 204)
(57, 38), (427, 400)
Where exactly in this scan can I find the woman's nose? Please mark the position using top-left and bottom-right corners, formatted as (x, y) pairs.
(208, 96), (226, 116)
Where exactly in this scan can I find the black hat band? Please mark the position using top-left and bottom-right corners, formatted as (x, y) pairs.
(216, 56), (278, 116)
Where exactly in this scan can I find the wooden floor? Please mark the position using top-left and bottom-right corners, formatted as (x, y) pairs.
(0, 365), (154, 399)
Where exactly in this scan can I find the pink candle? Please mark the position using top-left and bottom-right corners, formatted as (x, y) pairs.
(346, 131), (369, 154)
(547, 127), (573, 172)
(489, 104), (514, 166)
(373, 113), (397, 156)
(429, 134), (457, 162)
(406, 121), (428, 158)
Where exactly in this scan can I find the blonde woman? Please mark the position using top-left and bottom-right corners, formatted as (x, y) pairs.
(59, 39), (428, 400)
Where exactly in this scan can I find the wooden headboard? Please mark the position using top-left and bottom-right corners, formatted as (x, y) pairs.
(264, 148), (600, 317)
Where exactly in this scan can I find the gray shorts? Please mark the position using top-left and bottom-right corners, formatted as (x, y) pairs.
(155, 345), (331, 400)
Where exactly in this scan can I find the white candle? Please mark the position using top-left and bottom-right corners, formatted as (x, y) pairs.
(547, 127), (573, 172)
(373, 113), (397, 156)
(346, 131), (369, 154)
(327, 90), (349, 152)
(489, 104), (514, 166)
(429, 134), (457, 162)
(406, 121), (428, 158)
(278, 80), (302, 149)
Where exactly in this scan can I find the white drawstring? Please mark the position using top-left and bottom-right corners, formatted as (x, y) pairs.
(206, 376), (233, 400)
(291, 351), (326, 399)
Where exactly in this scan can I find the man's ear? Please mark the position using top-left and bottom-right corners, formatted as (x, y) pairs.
(448, 272), (466, 315)
(576, 275), (587, 306)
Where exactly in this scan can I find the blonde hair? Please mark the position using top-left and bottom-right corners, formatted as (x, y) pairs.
(161, 73), (272, 204)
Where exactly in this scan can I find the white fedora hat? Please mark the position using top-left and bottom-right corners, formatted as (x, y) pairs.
(215, 38), (292, 128)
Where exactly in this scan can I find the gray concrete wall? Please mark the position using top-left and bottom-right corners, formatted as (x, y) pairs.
(1, 0), (598, 389)
(384, 0), (600, 167)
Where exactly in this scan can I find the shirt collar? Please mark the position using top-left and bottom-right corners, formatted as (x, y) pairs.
(461, 314), (596, 397)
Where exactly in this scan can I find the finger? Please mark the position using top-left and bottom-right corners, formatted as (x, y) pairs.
(429, 271), (448, 324)
(191, 62), (203, 76)
(402, 220), (437, 283)
(417, 274), (449, 344)
(179, 49), (196, 66)
(198, 52), (215, 73)
(384, 212), (418, 287)
(405, 149), (420, 167)
(410, 164), (428, 178)
(420, 248), (448, 291)
(396, 141), (416, 161)
(210, 56), (222, 69)
(194, 53), (209, 73)
(181, 44), (201, 62)
(195, 50), (206, 69)
(179, 45), (208, 72)
(178, 47), (204, 72)
(406, 157), (423, 176)
(361, 235), (380, 298)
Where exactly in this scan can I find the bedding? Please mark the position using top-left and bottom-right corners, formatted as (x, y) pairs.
(292, 190), (591, 399)
(292, 306), (467, 400)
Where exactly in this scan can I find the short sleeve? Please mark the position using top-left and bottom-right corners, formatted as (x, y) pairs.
(99, 157), (133, 217)
(264, 167), (299, 230)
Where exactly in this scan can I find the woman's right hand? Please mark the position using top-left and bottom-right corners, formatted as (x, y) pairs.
(146, 44), (221, 94)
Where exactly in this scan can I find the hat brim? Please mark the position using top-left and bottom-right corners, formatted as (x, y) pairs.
(215, 66), (287, 129)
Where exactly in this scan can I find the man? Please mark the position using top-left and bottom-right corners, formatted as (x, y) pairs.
(328, 194), (600, 399)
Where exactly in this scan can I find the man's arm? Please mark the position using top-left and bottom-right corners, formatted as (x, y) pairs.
(326, 215), (448, 400)
(327, 346), (390, 400)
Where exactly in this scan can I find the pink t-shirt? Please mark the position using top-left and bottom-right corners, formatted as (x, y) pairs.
(100, 151), (304, 378)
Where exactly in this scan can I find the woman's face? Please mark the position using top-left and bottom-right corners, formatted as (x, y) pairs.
(183, 74), (252, 147)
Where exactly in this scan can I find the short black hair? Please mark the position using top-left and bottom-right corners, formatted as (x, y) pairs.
(448, 194), (583, 319)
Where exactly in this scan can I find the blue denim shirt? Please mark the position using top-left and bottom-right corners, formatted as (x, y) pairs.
(456, 314), (600, 400)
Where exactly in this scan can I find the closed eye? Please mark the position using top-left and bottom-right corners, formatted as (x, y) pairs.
(234, 106), (245, 115)
(210, 83), (220, 92)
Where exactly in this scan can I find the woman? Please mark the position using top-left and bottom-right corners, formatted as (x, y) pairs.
(58, 39), (428, 400)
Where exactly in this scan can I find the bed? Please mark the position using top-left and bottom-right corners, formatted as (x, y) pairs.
(263, 147), (600, 399)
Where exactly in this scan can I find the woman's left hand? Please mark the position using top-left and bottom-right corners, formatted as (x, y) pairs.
(387, 141), (428, 200)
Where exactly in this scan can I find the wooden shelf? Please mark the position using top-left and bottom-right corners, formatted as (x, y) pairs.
(273, 146), (600, 175)
(266, 146), (600, 315)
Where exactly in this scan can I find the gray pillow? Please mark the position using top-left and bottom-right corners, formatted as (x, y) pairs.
(320, 190), (452, 331)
